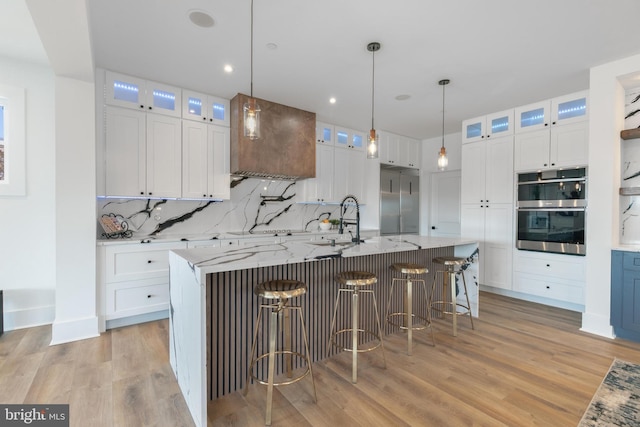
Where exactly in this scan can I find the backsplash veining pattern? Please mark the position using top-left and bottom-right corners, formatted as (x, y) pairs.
(621, 86), (640, 244)
(97, 178), (353, 239)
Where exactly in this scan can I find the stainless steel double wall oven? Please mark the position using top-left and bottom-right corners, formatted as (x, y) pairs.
(516, 168), (587, 256)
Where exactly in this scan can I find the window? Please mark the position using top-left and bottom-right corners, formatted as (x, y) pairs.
(0, 84), (26, 196)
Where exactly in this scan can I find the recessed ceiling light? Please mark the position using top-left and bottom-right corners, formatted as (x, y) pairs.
(395, 94), (411, 101)
(266, 43), (278, 50)
(188, 10), (214, 28)
(329, 97), (336, 104)
(224, 64), (234, 73)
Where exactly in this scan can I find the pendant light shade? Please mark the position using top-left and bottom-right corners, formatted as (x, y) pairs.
(438, 79), (450, 170)
(244, 0), (260, 140)
(367, 42), (380, 159)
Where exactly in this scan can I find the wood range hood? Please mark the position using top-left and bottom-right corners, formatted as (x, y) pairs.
(230, 93), (316, 180)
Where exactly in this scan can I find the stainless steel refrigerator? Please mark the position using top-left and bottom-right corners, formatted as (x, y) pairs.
(380, 166), (420, 235)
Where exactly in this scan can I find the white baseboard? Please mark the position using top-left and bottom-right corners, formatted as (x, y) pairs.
(2, 305), (55, 331)
(106, 310), (169, 330)
(580, 311), (615, 339)
(50, 315), (100, 345)
(480, 285), (585, 312)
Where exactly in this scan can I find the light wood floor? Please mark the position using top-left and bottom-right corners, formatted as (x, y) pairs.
(2, 292), (640, 426)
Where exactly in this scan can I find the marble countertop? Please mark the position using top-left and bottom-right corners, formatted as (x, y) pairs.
(170, 235), (477, 274)
(97, 228), (379, 246)
(613, 245), (640, 252)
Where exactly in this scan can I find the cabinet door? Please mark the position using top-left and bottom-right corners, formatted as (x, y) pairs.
(346, 148), (365, 203)
(514, 100), (551, 133)
(461, 142), (486, 204)
(316, 122), (334, 145)
(105, 71), (146, 110)
(182, 121), (209, 198)
(399, 137), (420, 168)
(551, 91), (588, 126)
(350, 129), (366, 151)
(550, 121), (588, 168)
(144, 80), (181, 118)
(486, 110), (514, 138)
(514, 129), (551, 171)
(385, 133), (400, 165)
(485, 136), (514, 204)
(484, 204), (513, 290)
(334, 127), (350, 149)
(105, 106), (146, 197)
(304, 143), (334, 202)
(146, 114), (182, 198)
(622, 268), (640, 333)
(209, 124), (230, 200)
(462, 116), (486, 143)
(333, 147), (349, 200)
(206, 95), (230, 127)
(182, 90), (208, 122)
(460, 204), (485, 284)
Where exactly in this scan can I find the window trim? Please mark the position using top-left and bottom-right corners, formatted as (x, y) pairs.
(0, 84), (26, 196)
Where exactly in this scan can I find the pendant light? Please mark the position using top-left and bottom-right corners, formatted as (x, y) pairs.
(244, 0), (260, 140)
(437, 79), (450, 170)
(366, 42), (380, 159)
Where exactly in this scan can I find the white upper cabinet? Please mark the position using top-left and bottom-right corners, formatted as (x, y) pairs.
(515, 91), (588, 133)
(462, 109), (514, 143)
(316, 122), (335, 145)
(379, 131), (400, 165)
(351, 129), (366, 151)
(105, 106), (182, 198)
(398, 137), (420, 168)
(182, 90), (230, 126)
(182, 121), (230, 200)
(105, 70), (182, 118)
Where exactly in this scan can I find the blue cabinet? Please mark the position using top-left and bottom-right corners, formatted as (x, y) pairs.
(611, 251), (640, 341)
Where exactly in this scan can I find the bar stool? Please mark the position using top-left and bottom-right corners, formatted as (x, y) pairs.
(386, 263), (435, 355)
(327, 271), (386, 383)
(431, 256), (475, 337)
(245, 279), (317, 426)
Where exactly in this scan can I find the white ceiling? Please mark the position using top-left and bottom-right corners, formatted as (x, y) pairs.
(5, 0), (640, 139)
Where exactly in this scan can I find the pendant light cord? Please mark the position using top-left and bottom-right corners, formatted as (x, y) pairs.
(250, 0), (254, 98)
(441, 81), (445, 149)
(371, 48), (375, 129)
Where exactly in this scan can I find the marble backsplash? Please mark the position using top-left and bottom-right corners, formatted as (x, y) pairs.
(621, 86), (640, 244)
(97, 178), (361, 240)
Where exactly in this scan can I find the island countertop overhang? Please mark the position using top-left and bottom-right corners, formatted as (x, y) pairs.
(170, 235), (478, 275)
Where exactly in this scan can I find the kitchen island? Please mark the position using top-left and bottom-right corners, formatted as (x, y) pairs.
(168, 235), (478, 427)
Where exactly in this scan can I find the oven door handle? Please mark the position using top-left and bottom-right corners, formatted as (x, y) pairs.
(517, 207), (586, 212)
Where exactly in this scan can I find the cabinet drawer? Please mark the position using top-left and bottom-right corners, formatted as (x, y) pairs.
(105, 242), (186, 283)
(513, 273), (583, 304)
(106, 281), (169, 318)
(514, 252), (585, 281)
(623, 252), (640, 270)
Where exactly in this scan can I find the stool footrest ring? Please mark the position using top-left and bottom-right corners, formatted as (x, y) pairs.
(386, 312), (431, 331)
(249, 351), (312, 387)
(329, 328), (384, 353)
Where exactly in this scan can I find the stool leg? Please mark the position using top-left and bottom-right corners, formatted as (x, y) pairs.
(297, 307), (317, 403)
(406, 276), (413, 356)
(245, 305), (264, 397)
(283, 300), (292, 378)
(419, 279), (435, 346)
(326, 291), (342, 359)
(385, 278), (397, 325)
(460, 270), (475, 330)
(371, 291), (387, 369)
(352, 287), (359, 384)
(448, 268), (457, 337)
(265, 308), (278, 426)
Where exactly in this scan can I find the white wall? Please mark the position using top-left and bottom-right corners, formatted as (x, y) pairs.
(582, 53), (640, 338)
(0, 57), (56, 329)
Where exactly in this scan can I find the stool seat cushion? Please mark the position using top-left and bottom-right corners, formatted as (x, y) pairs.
(255, 280), (307, 299)
(432, 256), (466, 266)
(390, 263), (428, 275)
(336, 271), (377, 287)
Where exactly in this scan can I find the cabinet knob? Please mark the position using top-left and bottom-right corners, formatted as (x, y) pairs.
(546, 286), (550, 289)
(147, 294), (152, 298)
(147, 260), (152, 264)
(140, 191), (144, 195)
(203, 194), (207, 197)
(552, 121), (556, 125)
(203, 117), (207, 121)
(546, 264), (550, 267)
(544, 163), (548, 167)
(481, 135), (484, 139)
(551, 163), (555, 166)
(148, 106), (152, 110)
(148, 192), (153, 195)
(209, 118), (213, 122)
(544, 123), (548, 126)
(209, 194), (213, 198)
(140, 105), (144, 109)
(432, 226), (436, 230)
(487, 135), (491, 138)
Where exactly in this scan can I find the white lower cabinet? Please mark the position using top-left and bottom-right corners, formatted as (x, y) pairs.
(512, 250), (585, 305)
(99, 241), (187, 329)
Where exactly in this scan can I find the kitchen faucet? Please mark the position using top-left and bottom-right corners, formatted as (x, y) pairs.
(339, 194), (361, 244)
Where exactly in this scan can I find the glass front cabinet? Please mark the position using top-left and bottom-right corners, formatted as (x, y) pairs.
(105, 70), (182, 118)
(182, 90), (230, 127)
(462, 109), (513, 143)
(515, 91), (588, 133)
